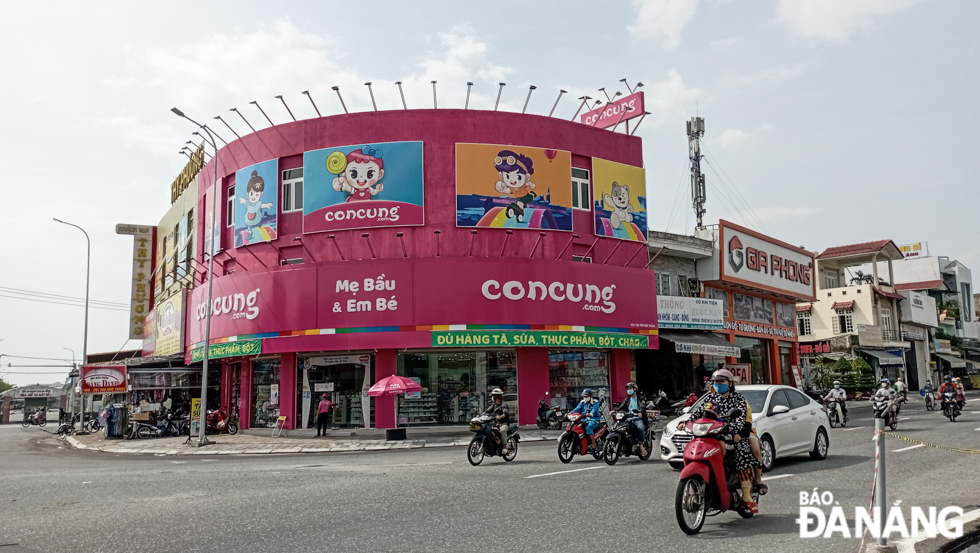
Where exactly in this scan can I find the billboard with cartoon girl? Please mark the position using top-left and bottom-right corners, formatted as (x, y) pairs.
(592, 157), (647, 242)
(302, 141), (424, 233)
(456, 143), (572, 231)
(234, 159), (279, 248)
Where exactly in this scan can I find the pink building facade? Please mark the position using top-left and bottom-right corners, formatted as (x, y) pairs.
(186, 109), (659, 431)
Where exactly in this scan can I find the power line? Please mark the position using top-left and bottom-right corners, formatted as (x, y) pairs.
(701, 146), (770, 234)
(0, 295), (130, 312)
(0, 286), (130, 308)
(0, 355), (75, 362)
(664, 157), (691, 233)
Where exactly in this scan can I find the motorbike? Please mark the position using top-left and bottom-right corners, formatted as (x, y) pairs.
(205, 409), (239, 435)
(940, 390), (961, 422)
(135, 418), (168, 439)
(923, 389), (936, 411)
(872, 392), (902, 430)
(466, 414), (519, 465)
(603, 409), (657, 465)
(166, 410), (190, 437)
(557, 411), (608, 463)
(536, 399), (564, 430)
(823, 399), (846, 428)
(674, 408), (759, 535)
(22, 409), (47, 428)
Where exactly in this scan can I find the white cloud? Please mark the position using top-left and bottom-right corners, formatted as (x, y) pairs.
(721, 62), (810, 89)
(775, 0), (922, 42)
(628, 0), (700, 49)
(751, 205), (825, 225)
(716, 128), (752, 149)
(711, 37), (739, 49)
(637, 69), (703, 128)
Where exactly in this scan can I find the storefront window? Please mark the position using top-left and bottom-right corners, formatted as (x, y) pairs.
(128, 368), (219, 414)
(736, 336), (771, 385)
(396, 351), (517, 426)
(297, 354), (374, 429)
(252, 360), (281, 428)
(779, 344), (793, 386)
(733, 293), (773, 325)
(548, 351), (610, 410)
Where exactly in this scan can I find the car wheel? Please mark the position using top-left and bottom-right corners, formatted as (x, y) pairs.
(759, 435), (775, 472)
(809, 427), (829, 460)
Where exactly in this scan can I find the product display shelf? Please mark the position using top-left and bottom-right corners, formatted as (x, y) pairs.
(349, 395), (375, 427)
(399, 392), (438, 424)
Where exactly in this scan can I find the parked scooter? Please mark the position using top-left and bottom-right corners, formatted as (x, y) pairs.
(557, 410), (608, 463)
(823, 398), (846, 428)
(536, 399), (564, 429)
(674, 408), (759, 535)
(205, 409), (239, 435)
(466, 413), (519, 465)
(135, 417), (168, 439)
(22, 408), (47, 428)
(603, 409), (657, 465)
(166, 410), (189, 437)
(941, 389), (961, 422)
(873, 391), (902, 430)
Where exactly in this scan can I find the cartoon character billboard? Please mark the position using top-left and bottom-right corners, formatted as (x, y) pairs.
(302, 141), (424, 233)
(592, 158), (647, 242)
(234, 159), (278, 248)
(203, 179), (221, 257)
(456, 143), (572, 231)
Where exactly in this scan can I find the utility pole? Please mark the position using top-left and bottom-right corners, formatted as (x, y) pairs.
(687, 116), (706, 231)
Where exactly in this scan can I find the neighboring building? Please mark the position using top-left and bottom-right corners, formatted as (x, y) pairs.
(641, 230), (735, 397)
(171, 108), (660, 430)
(892, 255), (980, 342)
(898, 289), (939, 389)
(695, 221), (815, 387)
(797, 240), (908, 383)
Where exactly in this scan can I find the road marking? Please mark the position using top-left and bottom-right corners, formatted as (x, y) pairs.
(82, 481), (92, 484)
(898, 417), (911, 421)
(525, 466), (605, 479)
(892, 444), (925, 453)
(973, 427), (980, 431)
(765, 474), (794, 480)
(843, 427), (866, 431)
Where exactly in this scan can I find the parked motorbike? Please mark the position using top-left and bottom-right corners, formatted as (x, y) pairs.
(873, 392), (901, 430)
(603, 409), (657, 465)
(941, 390), (961, 422)
(536, 399), (565, 430)
(557, 411), (607, 463)
(823, 399), (846, 428)
(135, 418), (168, 439)
(22, 409), (47, 428)
(204, 409), (239, 435)
(674, 408), (759, 535)
(466, 414), (519, 465)
(166, 410), (189, 437)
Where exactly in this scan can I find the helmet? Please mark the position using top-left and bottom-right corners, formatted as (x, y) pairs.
(490, 388), (504, 396)
(711, 368), (735, 382)
(582, 388), (593, 397)
(896, 377), (903, 382)
(833, 380), (840, 385)
(626, 381), (638, 389)
(955, 377), (961, 383)
(945, 375), (952, 382)
(880, 377), (890, 383)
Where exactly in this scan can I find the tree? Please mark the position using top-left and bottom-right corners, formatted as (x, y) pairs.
(850, 270), (875, 285)
(0, 377), (13, 394)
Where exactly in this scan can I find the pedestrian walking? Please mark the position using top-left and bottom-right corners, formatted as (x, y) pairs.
(316, 394), (333, 437)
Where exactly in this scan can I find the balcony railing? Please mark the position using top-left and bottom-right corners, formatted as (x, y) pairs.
(882, 330), (903, 342)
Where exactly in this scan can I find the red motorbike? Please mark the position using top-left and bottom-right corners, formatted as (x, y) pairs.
(557, 411), (607, 463)
(205, 409), (239, 435)
(674, 408), (759, 535)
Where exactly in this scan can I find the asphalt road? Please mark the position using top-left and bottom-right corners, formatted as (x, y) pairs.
(2, 396), (979, 553)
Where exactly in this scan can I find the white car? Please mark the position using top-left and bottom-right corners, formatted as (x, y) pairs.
(659, 384), (830, 471)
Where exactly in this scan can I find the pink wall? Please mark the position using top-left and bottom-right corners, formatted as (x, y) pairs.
(609, 349), (633, 405)
(239, 359), (254, 430)
(374, 350), (397, 429)
(279, 352), (297, 429)
(516, 348), (550, 426)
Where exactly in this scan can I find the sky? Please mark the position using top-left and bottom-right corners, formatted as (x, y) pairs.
(1, 0), (978, 386)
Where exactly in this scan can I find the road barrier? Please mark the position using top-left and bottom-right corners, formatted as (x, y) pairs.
(875, 431), (980, 455)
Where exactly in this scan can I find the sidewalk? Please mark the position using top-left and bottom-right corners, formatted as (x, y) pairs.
(65, 426), (565, 456)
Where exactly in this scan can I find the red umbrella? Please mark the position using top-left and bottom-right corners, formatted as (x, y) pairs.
(368, 375), (422, 397)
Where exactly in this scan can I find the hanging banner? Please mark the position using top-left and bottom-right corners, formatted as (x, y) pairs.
(592, 158), (647, 242)
(203, 180), (221, 257)
(80, 365), (128, 394)
(190, 339), (262, 362)
(115, 223), (155, 340)
(303, 142), (424, 233)
(432, 330), (648, 349)
(455, 143), (573, 231)
(234, 159), (279, 247)
(155, 290), (186, 356)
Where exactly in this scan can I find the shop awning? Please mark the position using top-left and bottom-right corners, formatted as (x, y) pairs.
(934, 353), (966, 369)
(796, 304), (812, 312)
(659, 330), (741, 357)
(859, 349), (904, 366)
(832, 300), (855, 309)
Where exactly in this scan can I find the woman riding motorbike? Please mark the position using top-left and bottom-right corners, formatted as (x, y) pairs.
(569, 389), (603, 454)
(613, 382), (648, 457)
(482, 388), (510, 455)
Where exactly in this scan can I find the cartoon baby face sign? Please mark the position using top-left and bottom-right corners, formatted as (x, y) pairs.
(303, 141), (424, 233)
(592, 157), (647, 242)
(456, 143), (572, 231)
(233, 159), (279, 248)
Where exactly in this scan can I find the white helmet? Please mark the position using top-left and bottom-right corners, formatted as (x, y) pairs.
(490, 388), (504, 396)
(711, 368), (735, 382)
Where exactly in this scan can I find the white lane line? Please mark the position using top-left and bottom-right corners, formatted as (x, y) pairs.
(973, 427), (980, 431)
(842, 426), (866, 431)
(898, 417), (911, 421)
(765, 474), (794, 480)
(525, 466), (605, 479)
(892, 444), (925, 453)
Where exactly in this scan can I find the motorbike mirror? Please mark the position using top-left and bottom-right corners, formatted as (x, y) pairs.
(724, 408), (743, 419)
(771, 405), (790, 415)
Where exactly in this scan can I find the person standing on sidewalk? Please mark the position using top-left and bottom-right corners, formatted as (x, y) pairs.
(316, 394), (333, 437)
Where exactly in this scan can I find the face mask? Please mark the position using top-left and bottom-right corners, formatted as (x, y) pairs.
(582, 397), (590, 402)
(627, 389), (634, 396)
(714, 383), (730, 394)
(834, 385), (840, 389)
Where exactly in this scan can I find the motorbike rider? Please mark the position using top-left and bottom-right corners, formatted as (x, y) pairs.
(570, 388), (603, 454)
(938, 375), (963, 409)
(614, 382), (648, 457)
(678, 369), (758, 514)
(954, 378), (966, 406)
(822, 380), (848, 422)
(482, 388), (510, 454)
(892, 377), (908, 402)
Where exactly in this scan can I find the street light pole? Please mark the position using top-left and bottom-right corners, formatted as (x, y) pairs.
(54, 219), (89, 433)
(63, 347), (76, 425)
(171, 107), (217, 447)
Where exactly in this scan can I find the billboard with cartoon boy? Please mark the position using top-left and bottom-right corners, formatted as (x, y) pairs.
(592, 157), (647, 242)
(302, 141), (424, 233)
(456, 143), (572, 231)
(234, 159), (279, 248)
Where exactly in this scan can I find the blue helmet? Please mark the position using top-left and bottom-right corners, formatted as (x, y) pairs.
(582, 388), (594, 398)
